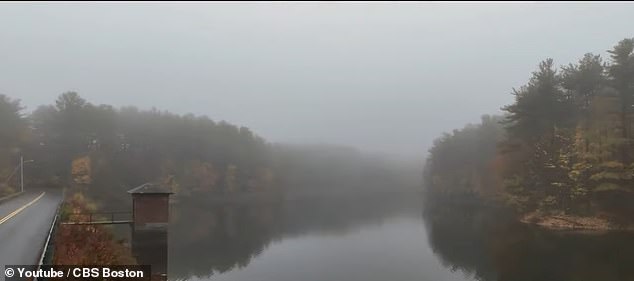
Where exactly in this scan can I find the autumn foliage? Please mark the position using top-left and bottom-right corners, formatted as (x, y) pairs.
(425, 38), (634, 221)
(53, 193), (136, 265)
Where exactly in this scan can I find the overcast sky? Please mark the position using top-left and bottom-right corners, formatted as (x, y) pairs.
(1, 2), (632, 158)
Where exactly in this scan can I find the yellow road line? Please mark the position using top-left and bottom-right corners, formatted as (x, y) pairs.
(0, 192), (46, 225)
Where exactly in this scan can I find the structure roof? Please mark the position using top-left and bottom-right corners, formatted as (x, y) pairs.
(127, 183), (174, 194)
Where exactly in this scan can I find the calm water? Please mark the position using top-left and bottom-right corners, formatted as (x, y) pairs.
(167, 194), (634, 281)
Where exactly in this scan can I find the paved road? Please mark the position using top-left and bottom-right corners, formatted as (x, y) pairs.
(0, 189), (61, 269)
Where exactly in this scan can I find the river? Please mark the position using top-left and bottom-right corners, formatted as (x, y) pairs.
(167, 193), (634, 281)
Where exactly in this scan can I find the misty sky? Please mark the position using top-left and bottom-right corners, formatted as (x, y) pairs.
(1, 2), (633, 158)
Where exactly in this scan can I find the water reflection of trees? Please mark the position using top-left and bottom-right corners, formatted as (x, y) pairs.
(169, 193), (421, 280)
(423, 200), (634, 281)
(422, 201), (500, 281)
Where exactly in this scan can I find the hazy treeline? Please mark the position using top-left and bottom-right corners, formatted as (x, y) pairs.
(424, 115), (505, 198)
(0, 92), (416, 204)
(274, 144), (420, 197)
(424, 38), (634, 219)
(1, 92), (273, 198)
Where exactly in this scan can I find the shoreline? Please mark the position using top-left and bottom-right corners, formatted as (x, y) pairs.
(520, 212), (634, 232)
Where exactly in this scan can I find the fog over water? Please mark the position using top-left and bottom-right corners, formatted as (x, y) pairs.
(2, 3), (633, 157)
(2, 3), (634, 281)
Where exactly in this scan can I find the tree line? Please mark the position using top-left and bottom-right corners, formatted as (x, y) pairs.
(0, 92), (415, 205)
(1, 92), (273, 196)
(424, 38), (634, 220)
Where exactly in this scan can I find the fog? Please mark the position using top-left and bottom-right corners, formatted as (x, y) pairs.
(1, 2), (632, 157)
(2, 3), (634, 280)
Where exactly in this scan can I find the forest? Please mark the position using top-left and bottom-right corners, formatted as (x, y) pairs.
(424, 38), (634, 226)
(1, 92), (273, 199)
(0, 92), (417, 208)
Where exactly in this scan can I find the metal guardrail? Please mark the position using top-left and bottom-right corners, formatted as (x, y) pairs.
(34, 201), (61, 281)
(33, 204), (132, 281)
(62, 211), (132, 225)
